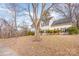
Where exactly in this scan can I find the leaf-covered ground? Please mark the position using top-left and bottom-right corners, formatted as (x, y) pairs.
(0, 35), (79, 56)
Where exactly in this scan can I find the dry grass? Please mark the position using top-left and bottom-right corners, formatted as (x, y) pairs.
(0, 35), (79, 56)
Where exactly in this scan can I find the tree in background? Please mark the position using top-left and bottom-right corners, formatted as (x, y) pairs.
(53, 3), (79, 28)
(5, 3), (19, 37)
(18, 21), (29, 36)
(0, 17), (14, 38)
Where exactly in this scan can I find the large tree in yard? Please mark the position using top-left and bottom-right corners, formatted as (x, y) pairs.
(26, 3), (53, 41)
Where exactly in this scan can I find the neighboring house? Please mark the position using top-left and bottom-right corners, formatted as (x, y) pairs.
(41, 18), (73, 32)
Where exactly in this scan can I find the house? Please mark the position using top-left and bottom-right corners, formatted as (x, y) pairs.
(41, 18), (73, 32)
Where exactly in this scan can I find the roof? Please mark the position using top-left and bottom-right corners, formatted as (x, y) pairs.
(51, 18), (72, 26)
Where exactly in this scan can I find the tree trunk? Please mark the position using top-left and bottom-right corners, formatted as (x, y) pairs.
(76, 20), (79, 28)
(34, 25), (41, 41)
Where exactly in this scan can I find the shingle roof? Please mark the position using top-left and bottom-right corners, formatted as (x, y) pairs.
(51, 18), (72, 26)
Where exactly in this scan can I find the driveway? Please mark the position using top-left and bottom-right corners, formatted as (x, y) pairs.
(0, 43), (18, 56)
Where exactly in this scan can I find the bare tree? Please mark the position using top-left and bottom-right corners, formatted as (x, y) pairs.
(0, 17), (13, 38)
(26, 3), (53, 41)
(53, 3), (79, 28)
(18, 21), (29, 36)
(5, 3), (19, 37)
(0, 20), (3, 38)
(0, 3), (53, 39)
(6, 3), (17, 30)
(73, 4), (79, 28)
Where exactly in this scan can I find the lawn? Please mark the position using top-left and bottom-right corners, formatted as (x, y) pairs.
(0, 35), (79, 56)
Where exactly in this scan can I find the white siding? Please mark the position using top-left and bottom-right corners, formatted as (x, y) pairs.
(41, 24), (72, 30)
(50, 24), (72, 30)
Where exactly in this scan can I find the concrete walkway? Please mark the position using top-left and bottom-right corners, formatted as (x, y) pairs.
(0, 44), (17, 56)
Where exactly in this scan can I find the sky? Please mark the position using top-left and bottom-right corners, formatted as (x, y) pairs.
(0, 3), (62, 29)
(0, 4), (31, 27)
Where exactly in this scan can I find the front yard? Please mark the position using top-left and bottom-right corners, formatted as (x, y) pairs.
(0, 35), (79, 56)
